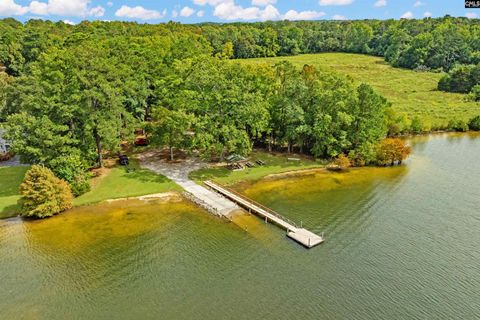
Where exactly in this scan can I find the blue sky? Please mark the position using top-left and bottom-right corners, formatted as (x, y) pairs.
(0, 0), (478, 24)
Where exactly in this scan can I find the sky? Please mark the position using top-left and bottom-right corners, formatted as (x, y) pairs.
(0, 0), (478, 25)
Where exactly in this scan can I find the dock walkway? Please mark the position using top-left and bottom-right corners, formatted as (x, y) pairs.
(204, 181), (324, 248)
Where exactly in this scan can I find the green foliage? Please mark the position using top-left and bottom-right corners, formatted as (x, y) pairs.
(468, 115), (480, 131)
(447, 119), (469, 132)
(19, 165), (73, 218)
(438, 64), (480, 93)
(148, 107), (194, 161)
(48, 153), (91, 196)
(469, 84), (480, 102)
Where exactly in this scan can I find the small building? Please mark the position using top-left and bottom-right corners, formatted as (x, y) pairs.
(0, 129), (11, 154)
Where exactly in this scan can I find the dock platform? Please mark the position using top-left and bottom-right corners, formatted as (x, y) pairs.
(204, 181), (324, 248)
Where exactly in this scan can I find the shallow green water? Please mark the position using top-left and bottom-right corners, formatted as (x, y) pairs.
(1, 133), (480, 319)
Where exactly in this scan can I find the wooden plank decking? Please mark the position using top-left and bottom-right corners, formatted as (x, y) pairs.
(204, 181), (324, 248)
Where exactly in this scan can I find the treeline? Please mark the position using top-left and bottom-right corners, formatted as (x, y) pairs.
(1, 17), (479, 96)
(2, 17), (480, 72)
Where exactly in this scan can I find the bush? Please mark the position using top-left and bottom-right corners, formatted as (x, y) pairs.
(48, 153), (91, 196)
(469, 84), (480, 102)
(19, 165), (73, 218)
(375, 138), (412, 166)
(410, 116), (424, 134)
(469, 115), (480, 131)
(438, 64), (479, 93)
(447, 119), (469, 132)
(334, 154), (351, 170)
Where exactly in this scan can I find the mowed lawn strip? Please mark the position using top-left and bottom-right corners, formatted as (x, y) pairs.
(74, 159), (180, 206)
(0, 166), (29, 219)
(190, 151), (326, 186)
(242, 53), (480, 128)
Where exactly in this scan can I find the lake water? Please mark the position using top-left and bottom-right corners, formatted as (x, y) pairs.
(1, 133), (479, 319)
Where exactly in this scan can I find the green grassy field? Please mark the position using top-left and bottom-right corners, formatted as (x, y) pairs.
(242, 53), (480, 128)
(0, 166), (29, 219)
(73, 160), (180, 206)
(190, 151), (326, 186)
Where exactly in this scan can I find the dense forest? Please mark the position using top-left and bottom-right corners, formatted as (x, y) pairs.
(0, 17), (478, 195)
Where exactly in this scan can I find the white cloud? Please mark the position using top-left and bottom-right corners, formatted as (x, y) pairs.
(180, 6), (195, 17)
(413, 1), (424, 7)
(423, 11), (432, 18)
(374, 0), (386, 8)
(27, 0), (105, 17)
(319, 0), (354, 6)
(29, 1), (49, 15)
(193, 0), (229, 5)
(197, 10), (205, 17)
(466, 12), (478, 19)
(89, 6), (105, 17)
(332, 14), (346, 20)
(115, 5), (166, 20)
(252, 0), (277, 6)
(400, 11), (413, 19)
(0, 0), (29, 16)
(214, 2), (280, 21)
(284, 10), (326, 20)
(62, 19), (75, 25)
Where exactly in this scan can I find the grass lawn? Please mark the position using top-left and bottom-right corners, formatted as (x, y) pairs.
(242, 53), (480, 128)
(190, 151), (327, 186)
(74, 159), (180, 206)
(0, 166), (29, 219)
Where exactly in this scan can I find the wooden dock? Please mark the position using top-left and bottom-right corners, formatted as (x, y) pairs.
(204, 181), (324, 248)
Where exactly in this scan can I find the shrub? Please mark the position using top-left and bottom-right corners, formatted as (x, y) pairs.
(410, 116), (424, 134)
(438, 64), (479, 93)
(348, 142), (376, 167)
(375, 138), (412, 166)
(385, 108), (410, 136)
(19, 165), (73, 219)
(48, 153), (91, 196)
(469, 115), (480, 131)
(334, 154), (351, 170)
(447, 119), (469, 132)
(469, 84), (480, 102)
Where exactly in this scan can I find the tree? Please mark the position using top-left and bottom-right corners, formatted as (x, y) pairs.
(149, 107), (194, 161)
(375, 138), (411, 166)
(19, 165), (73, 218)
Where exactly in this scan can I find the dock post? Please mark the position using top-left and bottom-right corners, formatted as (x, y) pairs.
(265, 216), (267, 224)
(308, 238), (311, 247)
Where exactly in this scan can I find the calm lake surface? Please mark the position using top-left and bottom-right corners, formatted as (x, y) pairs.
(1, 133), (479, 320)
